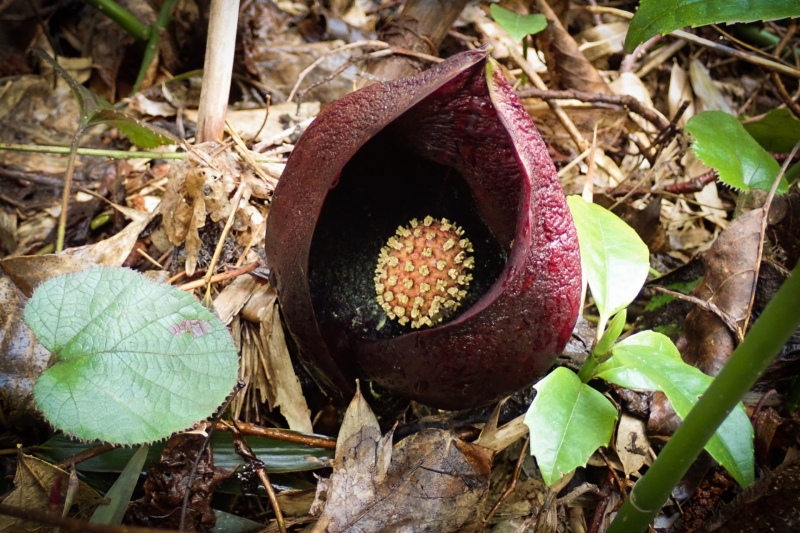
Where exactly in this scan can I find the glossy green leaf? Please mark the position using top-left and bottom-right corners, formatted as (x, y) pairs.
(25, 267), (240, 445)
(743, 108), (800, 154)
(625, 0), (800, 52)
(566, 196), (650, 330)
(525, 367), (618, 486)
(687, 111), (787, 194)
(37, 432), (333, 474)
(490, 4), (547, 43)
(598, 331), (754, 487)
(91, 444), (149, 525)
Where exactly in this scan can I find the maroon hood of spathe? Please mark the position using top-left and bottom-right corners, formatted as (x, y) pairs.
(265, 46), (582, 409)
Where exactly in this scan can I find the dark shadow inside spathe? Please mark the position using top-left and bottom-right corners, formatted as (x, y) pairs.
(307, 126), (508, 352)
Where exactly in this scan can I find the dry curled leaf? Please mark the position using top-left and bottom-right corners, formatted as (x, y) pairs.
(311, 387), (493, 532)
(681, 209), (764, 376)
(0, 454), (104, 532)
(533, 0), (611, 94)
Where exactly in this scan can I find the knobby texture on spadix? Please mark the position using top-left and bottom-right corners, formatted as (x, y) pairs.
(265, 46), (581, 410)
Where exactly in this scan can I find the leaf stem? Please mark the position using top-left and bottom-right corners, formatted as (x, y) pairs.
(131, 0), (178, 94)
(608, 260), (800, 532)
(83, 0), (150, 41)
(55, 132), (84, 252)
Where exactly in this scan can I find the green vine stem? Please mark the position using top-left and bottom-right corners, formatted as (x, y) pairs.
(83, 0), (150, 41)
(608, 259), (800, 532)
(131, 0), (178, 94)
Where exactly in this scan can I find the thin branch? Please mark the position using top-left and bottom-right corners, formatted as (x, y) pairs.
(516, 87), (670, 130)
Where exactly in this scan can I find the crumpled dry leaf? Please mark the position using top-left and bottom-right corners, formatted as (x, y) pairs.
(668, 61), (695, 127)
(681, 208), (764, 375)
(533, 0), (611, 94)
(615, 413), (651, 476)
(689, 59), (734, 115)
(160, 145), (266, 276)
(125, 433), (229, 532)
(609, 72), (660, 134)
(0, 211), (155, 296)
(262, 301), (313, 433)
(311, 386), (493, 532)
(577, 22), (629, 62)
(0, 273), (53, 431)
(0, 453), (104, 533)
(184, 102), (319, 143)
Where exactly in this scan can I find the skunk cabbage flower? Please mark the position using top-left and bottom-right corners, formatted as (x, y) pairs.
(265, 47), (581, 410)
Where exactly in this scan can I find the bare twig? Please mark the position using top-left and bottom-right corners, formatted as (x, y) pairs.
(177, 261), (259, 291)
(620, 34), (662, 73)
(54, 443), (117, 470)
(516, 87), (671, 130)
(179, 381), (244, 531)
(482, 437), (529, 527)
(217, 420), (337, 450)
(287, 40), (443, 103)
(0, 503), (175, 533)
(606, 170), (718, 198)
(507, 46), (589, 151)
(229, 421), (287, 533)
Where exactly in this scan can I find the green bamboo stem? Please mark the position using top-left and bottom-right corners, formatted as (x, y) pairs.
(0, 143), (280, 163)
(131, 0), (178, 94)
(608, 260), (800, 532)
(1, 143), (183, 159)
(83, 0), (150, 41)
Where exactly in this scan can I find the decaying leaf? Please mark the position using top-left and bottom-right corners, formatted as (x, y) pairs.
(159, 145), (267, 276)
(126, 434), (229, 532)
(311, 386), (493, 532)
(0, 453), (104, 532)
(0, 273), (52, 432)
(681, 208), (764, 375)
(533, 0), (611, 94)
(614, 413), (651, 477)
(263, 300), (313, 433)
(700, 448), (800, 532)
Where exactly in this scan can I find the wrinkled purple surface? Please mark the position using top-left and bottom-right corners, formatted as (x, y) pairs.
(265, 48), (582, 409)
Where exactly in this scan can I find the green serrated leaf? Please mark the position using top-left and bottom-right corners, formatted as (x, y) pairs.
(525, 367), (618, 486)
(625, 0), (800, 52)
(743, 108), (800, 154)
(91, 444), (149, 525)
(90, 109), (178, 149)
(598, 331), (754, 487)
(595, 309), (627, 356)
(24, 267), (239, 445)
(687, 111), (787, 194)
(566, 196), (650, 329)
(490, 4), (548, 43)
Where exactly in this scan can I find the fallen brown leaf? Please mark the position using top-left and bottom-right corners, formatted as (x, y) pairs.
(681, 208), (764, 375)
(311, 385), (493, 532)
(533, 0), (611, 94)
(0, 453), (104, 533)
